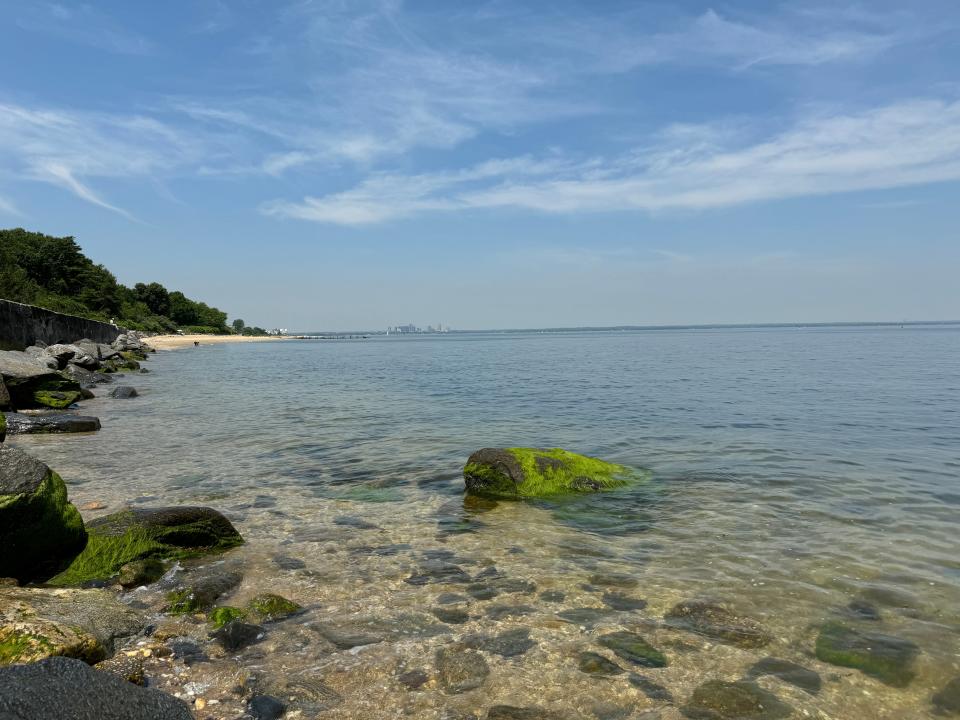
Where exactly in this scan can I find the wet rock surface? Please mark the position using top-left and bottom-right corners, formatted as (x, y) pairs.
(665, 599), (772, 649)
(0, 657), (192, 720)
(210, 620), (265, 651)
(109, 385), (139, 399)
(4, 411), (102, 434)
(464, 628), (536, 657)
(682, 680), (792, 720)
(486, 706), (567, 720)
(578, 651), (624, 676)
(933, 677), (960, 715)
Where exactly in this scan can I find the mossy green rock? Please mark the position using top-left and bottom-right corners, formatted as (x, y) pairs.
(598, 631), (667, 668)
(117, 558), (166, 588)
(682, 680), (792, 719)
(50, 506), (243, 586)
(209, 606), (247, 629)
(0, 411), (6, 443)
(0, 447), (87, 583)
(815, 621), (918, 687)
(464, 448), (634, 499)
(247, 593), (302, 622)
(666, 599), (772, 649)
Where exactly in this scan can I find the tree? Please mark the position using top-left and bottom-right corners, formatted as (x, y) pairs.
(232, 318), (245, 334)
(133, 282), (171, 317)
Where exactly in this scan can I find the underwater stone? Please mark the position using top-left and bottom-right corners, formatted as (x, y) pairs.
(681, 680), (792, 720)
(463, 447), (635, 499)
(118, 558), (166, 589)
(932, 677), (960, 715)
(557, 607), (613, 626)
(629, 674), (673, 701)
(602, 592), (648, 611)
(433, 606), (470, 624)
(464, 628), (535, 657)
(539, 590), (566, 603)
(578, 651), (624, 676)
(747, 657), (821, 695)
(598, 632), (667, 668)
(248, 694), (287, 720)
(487, 707), (566, 720)
(247, 593), (302, 622)
(436, 645), (489, 694)
(398, 669), (430, 690)
(210, 620), (265, 651)
(815, 621), (918, 687)
(665, 599), (772, 649)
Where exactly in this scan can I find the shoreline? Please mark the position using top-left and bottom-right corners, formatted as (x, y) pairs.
(144, 334), (295, 351)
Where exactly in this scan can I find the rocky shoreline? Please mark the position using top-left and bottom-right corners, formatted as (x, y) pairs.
(1, 342), (957, 720)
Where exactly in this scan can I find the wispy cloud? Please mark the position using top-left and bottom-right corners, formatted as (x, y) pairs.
(0, 103), (199, 218)
(264, 98), (960, 224)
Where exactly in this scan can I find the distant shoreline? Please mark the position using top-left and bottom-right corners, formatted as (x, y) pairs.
(145, 334), (294, 351)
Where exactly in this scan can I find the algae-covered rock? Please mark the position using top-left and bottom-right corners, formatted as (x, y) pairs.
(0, 586), (146, 665)
(165, 565), (244, 615)
(682, 680), (792, 720)
(0, 447), (87, 583)
(463, 448), (634, 498)
(665, 599), (772, 649)
(247, 593), (302, 622)
(117, 558), (167, 588)
(814, 621), (918, 687)
(933, 677), (960, 715)
(436, 645), (490, 693)
(50, 506), (243, 586)
(0, 411), (5, 443)
(597, 631), (667, 668)
(209, 606), (247, 629)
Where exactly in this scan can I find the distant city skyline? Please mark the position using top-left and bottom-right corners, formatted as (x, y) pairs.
(0, 1), (958, 329)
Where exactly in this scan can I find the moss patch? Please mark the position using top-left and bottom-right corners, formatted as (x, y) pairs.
(0, 623), (102, 665)
(464, 448), (635, 499)
(49, 507), (243, 586)
(247, 593), (302, 622)
(209, 606), (246, 629)
(598, 631), (667, 668)
(0, 411), (6, 443)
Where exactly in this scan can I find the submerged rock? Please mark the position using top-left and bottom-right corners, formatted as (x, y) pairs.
(598, 631), (667, 668)
(682, 680), (792, 720)
(118, 558), (167, 589)
(0, 657), (192, 720)
(463, 628), (535, 657)
(209, 606), (247, 629)
(932, 677), (960, 715)
(0, 447), (87, 583)
(50, 506), (243, 586)
(602, 592), (648, 611)
(814, 621), (918, 687)
(406, 560), (472, 585)
(4, 411), (101, 434)
(629, 674), (674, 701)
(397, 669), (430, 690)
(248, 694), (287, 720)
(0, 586), (145, 665)
(433, 606), (470, 624)
(247, 593), (302, 622)
(747, 657), (821, 695)
(109, 386), (138, 399)
(665, 599), (772, 649)
(463, 447), (635, 498)
(487, 707), (566, 720)
(578, 651), (624, 676)
(166, 566), (244, 615)
(210, 619), (265, 651)
(258, 673), (343, 714)
(436, 645), (490, 693)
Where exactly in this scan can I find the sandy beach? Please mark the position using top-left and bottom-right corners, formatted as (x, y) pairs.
(144, 334), (293, 350)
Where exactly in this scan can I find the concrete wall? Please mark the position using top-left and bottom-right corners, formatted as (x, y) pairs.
(0, 299), (125, 350)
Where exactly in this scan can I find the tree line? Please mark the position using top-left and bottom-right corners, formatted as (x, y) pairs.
(0, 228), (236, 334)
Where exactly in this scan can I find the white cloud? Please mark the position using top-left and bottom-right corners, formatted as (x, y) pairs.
(264, 98), (960, 224)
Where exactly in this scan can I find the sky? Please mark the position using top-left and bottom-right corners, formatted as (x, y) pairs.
(0, 1), (958, 331)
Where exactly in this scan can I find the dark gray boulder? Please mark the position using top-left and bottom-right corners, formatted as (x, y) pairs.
(5, 412), (101, 434)
(0, 656), (192, 720)
(0, 350), (83, 409)
(109, 386), (138, 399)
(62, 364), (113, 389)
(0, 447), (87, 582)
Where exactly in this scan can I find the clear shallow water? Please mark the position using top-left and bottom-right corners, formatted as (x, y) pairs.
(11, 326), (960, 719)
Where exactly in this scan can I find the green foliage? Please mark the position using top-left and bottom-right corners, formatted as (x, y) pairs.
(0, 228), (230, 333)
(232, 318), (245, 334)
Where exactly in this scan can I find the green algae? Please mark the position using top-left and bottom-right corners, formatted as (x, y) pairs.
(209, 606), (247, 629)
(49, 508), (243, 586)
(247, 593), (302, 622)
(32, 390), (82, 409)
(815, 621), (918, 687)
(0, 411), (6, 443)
(465, 448), (636, 499)
(166, 588), (205, 615)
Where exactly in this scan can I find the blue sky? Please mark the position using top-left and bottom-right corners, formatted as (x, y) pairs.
(1, 1), (958, 330)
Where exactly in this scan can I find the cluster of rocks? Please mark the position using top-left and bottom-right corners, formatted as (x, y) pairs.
(0, 331), (149, 437)
(0, 442), (257, 719)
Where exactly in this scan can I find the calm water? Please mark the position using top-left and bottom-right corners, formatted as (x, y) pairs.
(12, 326), (960, 719)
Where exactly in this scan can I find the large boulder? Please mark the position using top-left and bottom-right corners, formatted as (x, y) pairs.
(0, 350), (83, 410)
(51, 507), (244, 586)
(0, 447), (87, 583)
(0, 587), (146, 665)
(0, 657), (192, 720)
(463, 447), (634, 498)
(4, 412), (102, 435)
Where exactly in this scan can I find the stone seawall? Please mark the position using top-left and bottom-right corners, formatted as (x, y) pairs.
(0, 300), (125, 351)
